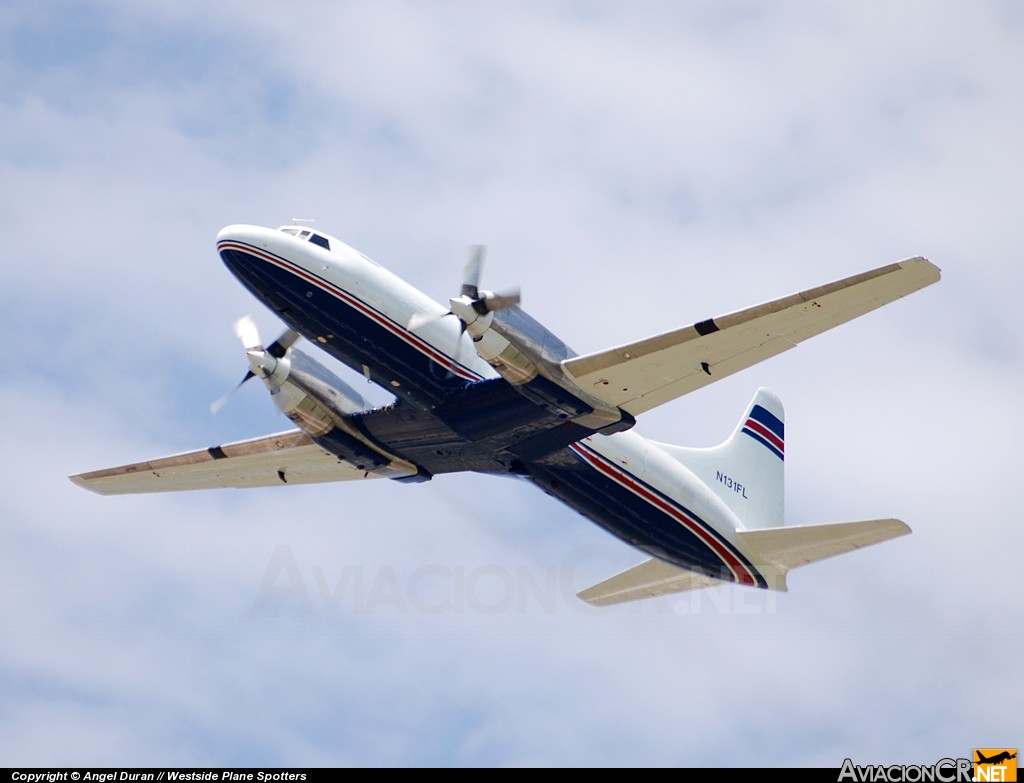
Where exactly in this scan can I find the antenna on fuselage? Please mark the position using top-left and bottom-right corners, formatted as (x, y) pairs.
(291, 217), (316, 226)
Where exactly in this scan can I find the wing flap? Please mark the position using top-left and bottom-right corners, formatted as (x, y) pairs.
(563, 258), (940, 416)
(70, 429), (380, 495)
(577, 558), (725, 606)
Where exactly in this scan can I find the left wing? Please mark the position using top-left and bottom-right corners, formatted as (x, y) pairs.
(70, 429), (383, 495)
(562, 257), (940, 416)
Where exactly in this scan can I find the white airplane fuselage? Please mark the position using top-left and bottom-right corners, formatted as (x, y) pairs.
(216, 224), (769, 587)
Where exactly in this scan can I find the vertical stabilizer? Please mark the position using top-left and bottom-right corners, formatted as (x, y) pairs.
(653, 387), (785, 530)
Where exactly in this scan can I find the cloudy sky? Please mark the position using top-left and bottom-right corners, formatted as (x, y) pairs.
(2, 0), (1021, 768)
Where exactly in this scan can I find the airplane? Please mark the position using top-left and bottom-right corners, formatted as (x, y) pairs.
(976, 752), (1017, 766)
(69, 223), (941, 605)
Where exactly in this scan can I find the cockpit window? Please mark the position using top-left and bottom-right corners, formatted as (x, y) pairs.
(308, 232), (330, 250)
(278, 226), (330, 251)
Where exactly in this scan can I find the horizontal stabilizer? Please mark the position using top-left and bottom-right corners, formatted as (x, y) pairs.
(69, 430), (383, 495)
(577, 558), (725, 606)
(738, 518), (911, 572)
(579, 519), (911, 605)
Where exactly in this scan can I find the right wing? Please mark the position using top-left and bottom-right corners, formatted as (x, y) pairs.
(563, 257), (940, 417)
(70, 429), (383, 495)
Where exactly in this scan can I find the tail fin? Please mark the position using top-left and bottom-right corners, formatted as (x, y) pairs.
(653, 387), (784, 530)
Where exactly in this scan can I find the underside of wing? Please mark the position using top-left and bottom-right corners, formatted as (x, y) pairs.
(562, 257), (940, 416)
(70, 429), (382, 495)
(577, 558), (726, 606)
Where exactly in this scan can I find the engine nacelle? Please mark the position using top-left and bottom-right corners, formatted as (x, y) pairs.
(249, 348), (425, 481)
(453, 300), (634, 434)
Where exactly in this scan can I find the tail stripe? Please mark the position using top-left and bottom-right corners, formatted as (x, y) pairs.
(749, 404), (784, 440)
(742, 404), (784, 461)
(655, 388), (785, 531)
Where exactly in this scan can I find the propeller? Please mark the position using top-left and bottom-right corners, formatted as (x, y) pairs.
(461, 244), (484, 299)
(406, 245), (520, 373)
(408, 245), (520, 330)
(460, 244), (521, 316)
(210, 316), (300, 413)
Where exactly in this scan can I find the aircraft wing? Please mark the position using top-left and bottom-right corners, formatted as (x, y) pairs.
(562, 257), (940, 416)
(577, 558), (725, 606)
(70, 429), (382, 495)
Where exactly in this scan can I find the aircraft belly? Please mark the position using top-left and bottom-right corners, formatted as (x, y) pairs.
(354, 379), (603, 475)
(525, 442), (767, 586)
(219, 244), (618, 475)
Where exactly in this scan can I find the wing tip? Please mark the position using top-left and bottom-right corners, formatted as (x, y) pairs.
(899, 256), (942, 285)
(867, 516), (912, 536)
(576, 590), (611, 607)
(887, 517), (913, 538)
(68, 473), (110, 495)
(69, 472), (93, 486)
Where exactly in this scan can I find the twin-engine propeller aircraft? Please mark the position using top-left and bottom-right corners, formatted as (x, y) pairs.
(70, 224), (940, 605)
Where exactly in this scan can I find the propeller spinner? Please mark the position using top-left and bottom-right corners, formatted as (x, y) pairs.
(406, 245), (520, 373)
(210, 316), (301, 413)
(409, 245), (520, 331)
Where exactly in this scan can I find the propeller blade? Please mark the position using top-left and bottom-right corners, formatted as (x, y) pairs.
(210, 370), (254, 414)
(485, 288), (521, 312)
(409, 308), (468, 378)
(233, 315), (261, 350)
(267, 329), (300, 359)
(450, 319), (467, 374)
(215, 317), (294, 414)
(471, 287), (521, 316)
(461, 244), (485, 299)
(407, 310), (450, 332)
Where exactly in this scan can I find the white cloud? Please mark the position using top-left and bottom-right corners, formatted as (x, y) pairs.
(1, 0), (1020, 768)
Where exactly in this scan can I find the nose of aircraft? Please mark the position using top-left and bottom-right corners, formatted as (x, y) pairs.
(216, 224), (281, 288)
(216, 224), (274, 255)
(216, 224), (329, 324)
(216, 224), (271, 245)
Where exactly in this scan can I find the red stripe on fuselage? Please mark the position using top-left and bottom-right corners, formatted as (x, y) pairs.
(218, 241), (482, 381)
(568, 443), (757, 586)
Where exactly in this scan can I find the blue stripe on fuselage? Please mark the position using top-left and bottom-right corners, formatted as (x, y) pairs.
(742, 427), (784, 460)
